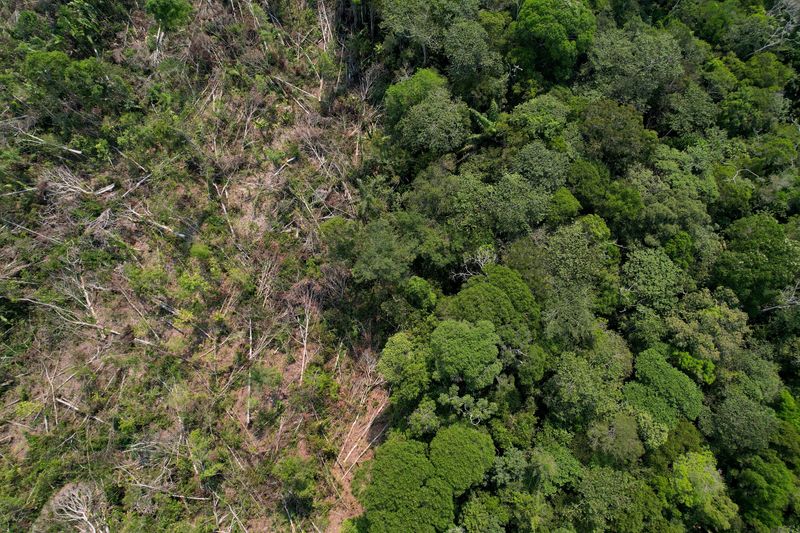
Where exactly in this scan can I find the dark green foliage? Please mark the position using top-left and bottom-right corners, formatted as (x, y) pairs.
(429, 424), (495, 495)
(581, 99), (658, 174)
(362, 437), (455, 532)
(274, 456), (317, 516)
(145, 0), (192, 30)
(440, 266), (537, 349)
(573, 466), (664, 532)
(443, 20), (505, 106)
(705, 390), (778, 454)
(734, 451), (798, 529)
(714, 214), (800, 314)
(586, 26), (684, 111)
(511, 0), (596, 81)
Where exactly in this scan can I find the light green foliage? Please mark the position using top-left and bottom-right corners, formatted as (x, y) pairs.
(635, 410), (670, 450)
(777, 389), (800, 431)
(633, 348), (703, 421)
(363, 437), (454, 532)
(671, 451), (739, 531)
(624, 381), (679, 428)
(378, 332), (429, 405)
(403, 276), (437, 311)
(145, 0), (192, 30)
(384, 69), (448, 127)
(429, 424), (495, 495)
(430, 320), (501, 390)
(511, 0), (596, 81)
(673, 351), (715, 384)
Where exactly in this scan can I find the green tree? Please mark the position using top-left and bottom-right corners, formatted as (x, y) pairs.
(379, 0), (479, 61)
(443, 19), (506, 106)
(620, 248), (684, 312)
(671, 451), (739, 531)
(459, 491), (510, 533)
(587, 411), (645, 466)
(395, 88), (470, 156)
(545, 352), (618, 426)
(352, 219), (415, 285)
(145, 0), (192, 31)
(581, 99), (657, 174)
(274, 456), (317, 516)
(511, 0), (596, 81)
(586, 26), (684, 111)
(734, 451), (797, 530)
(713, 214), (800, 315)
(633, 348), (703, 421)
(385, 69), (448, 128)
(705, 390), (778, 454)
(430, 424), (495, 495)
(377, 333), (430, 405)
(440, 267), (536, 349)
(430, 320), (501, 391)
(573, 466), (665, 532)
(362, 437), (454, 532)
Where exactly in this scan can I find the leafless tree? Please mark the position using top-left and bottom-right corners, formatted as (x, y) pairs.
(763, 279), (800, 312)
(751, 0), (800, 55)
(287, 280), (320, 383)
(50, 482), (109, 533)
(452, 245), (497, 281)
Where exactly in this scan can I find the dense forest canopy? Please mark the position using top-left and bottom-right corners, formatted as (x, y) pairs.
(1, 0), (800, 531)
